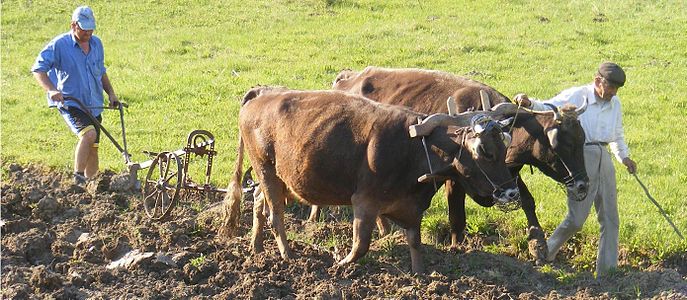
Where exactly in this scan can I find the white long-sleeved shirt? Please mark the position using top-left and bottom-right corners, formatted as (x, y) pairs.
(530, 84), (630, 163)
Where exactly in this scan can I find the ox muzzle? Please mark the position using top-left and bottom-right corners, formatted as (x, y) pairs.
(491, 177), (521, 212)
(471, 116), (521, 211)
(565, 175), (589, 202)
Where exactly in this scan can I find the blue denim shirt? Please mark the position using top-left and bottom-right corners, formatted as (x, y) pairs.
(32, 31), (106, 117)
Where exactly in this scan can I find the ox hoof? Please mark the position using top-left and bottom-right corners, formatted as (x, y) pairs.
(449, 233), (466, 252)
(449, 245), (459, 253)
(449, 243), (464, 253)
(281, 251), (294, 261)
(251, 244), (265, 254)
(526, 226), (547, 265)
(338, 253), (357, 266)
(528, 240), (548, 265)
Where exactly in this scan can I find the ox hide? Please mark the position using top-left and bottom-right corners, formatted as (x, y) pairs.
(332, 66), (589, 265)
(222, 87), (518, 273)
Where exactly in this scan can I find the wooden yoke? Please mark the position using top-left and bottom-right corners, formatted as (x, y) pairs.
(409, 102), (528, 138)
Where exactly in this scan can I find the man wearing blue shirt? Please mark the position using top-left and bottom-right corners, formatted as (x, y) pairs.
(32, 6), (119, 185)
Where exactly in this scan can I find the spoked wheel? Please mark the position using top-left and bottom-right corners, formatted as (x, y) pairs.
(143, 152), (183, 220)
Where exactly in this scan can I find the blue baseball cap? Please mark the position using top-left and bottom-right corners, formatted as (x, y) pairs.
(72, 6), (96, 30)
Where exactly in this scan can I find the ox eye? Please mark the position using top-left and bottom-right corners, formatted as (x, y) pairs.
(477, 144), (496, 161)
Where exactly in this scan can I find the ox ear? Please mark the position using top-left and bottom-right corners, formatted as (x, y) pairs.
(546, 128), (559, 149)
(502, 132), (512, 148)
(498, 116), (514, 127)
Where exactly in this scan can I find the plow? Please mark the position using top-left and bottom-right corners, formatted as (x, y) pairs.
(65, 97), (227, 220)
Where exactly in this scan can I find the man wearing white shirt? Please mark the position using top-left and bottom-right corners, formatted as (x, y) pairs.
(514, 62), (637, 277)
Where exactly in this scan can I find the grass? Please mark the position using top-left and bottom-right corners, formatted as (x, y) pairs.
(2, 0), (686, 272)
(189, 253), (206, 268)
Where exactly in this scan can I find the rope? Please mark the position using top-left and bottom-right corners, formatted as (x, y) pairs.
(509, 100), (523, 136)
(632, 173), (684, 240)
(420, 135), (438, 192)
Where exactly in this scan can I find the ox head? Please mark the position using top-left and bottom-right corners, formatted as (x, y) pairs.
(332, 69), (360, 91)
(541, 101), (589, 201)
(493, 100), (590, 201)
(331, 68), (382, 98)
(410, 111), (520, 209)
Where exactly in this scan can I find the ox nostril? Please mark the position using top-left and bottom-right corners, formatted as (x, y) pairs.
(495, 189), (522, 212)
(500, 189), (519, 202)
(577, 181), (589, 193)
(494, 189), (520, 203)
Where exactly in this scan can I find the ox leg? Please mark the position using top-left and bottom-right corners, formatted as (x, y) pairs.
(339, 199), (377, 266)
(308, 205), (321, 222)
(258, 172), (293, 260)
(251, 186), (266, 253)
(517, 178), (547, 265)
(446, 180), (467, 250)
(376, 216), (391, 236)
(405, 222), (424, 273)
(269, 193), (292, 260)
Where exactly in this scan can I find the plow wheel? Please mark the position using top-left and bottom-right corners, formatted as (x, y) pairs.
(143, 152), (182, 220)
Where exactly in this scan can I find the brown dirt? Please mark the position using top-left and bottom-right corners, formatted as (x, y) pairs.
(2, 163), (686, 299)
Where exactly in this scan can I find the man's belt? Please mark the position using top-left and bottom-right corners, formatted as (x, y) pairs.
(585, 142), (608, 146)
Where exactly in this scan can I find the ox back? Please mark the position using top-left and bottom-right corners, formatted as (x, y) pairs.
(242, 90), (435, 206)
(332, 66), (588, 265)
(333, 66), (510, 112)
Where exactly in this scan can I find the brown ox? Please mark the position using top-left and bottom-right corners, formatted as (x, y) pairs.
(332, 66), (589, 264)
(221, 87), (519, 273)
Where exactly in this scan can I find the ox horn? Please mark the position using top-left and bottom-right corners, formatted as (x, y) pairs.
(489, 102), (521, 115)
(575, 96), (588, 115)
(491, 102), (564, 118)
(447, 96), (457, 116)
(480, 90), (491, 111)
(493, 101), (592, 123)
(409, 102), (530, 137)
(542, 103), (561, 121)
(486, 102), (540, 119)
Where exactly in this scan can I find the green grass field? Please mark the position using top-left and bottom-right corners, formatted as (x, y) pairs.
(3, 0), (686, 271)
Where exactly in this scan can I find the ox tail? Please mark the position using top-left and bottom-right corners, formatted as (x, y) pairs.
(219, 134), (245, 239)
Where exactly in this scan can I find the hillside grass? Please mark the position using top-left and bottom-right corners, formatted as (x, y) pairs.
(3, 0), (686, 272)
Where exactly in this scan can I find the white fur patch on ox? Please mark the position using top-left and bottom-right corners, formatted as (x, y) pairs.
(546, 128), (559, 149)
(469, 137), (482, 159)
